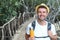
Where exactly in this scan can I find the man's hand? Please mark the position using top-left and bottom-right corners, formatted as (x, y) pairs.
(48, 30), (53, 37)
(29, 37), (34, 40)
(48, 30), (57, 40)
(25, 34), (30, 40)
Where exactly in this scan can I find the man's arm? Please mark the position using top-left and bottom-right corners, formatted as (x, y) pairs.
(48, 24), (58, 40)
(48, 30), (57, 40)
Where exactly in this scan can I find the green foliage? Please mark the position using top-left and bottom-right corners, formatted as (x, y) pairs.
(24, 0), (48, 12)
(0, 0), (19, 25)
(0, 0), (48, 25)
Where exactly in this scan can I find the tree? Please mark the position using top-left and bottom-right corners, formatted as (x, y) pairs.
(47, 0), (60, 23)
(0, 0), (20, 26)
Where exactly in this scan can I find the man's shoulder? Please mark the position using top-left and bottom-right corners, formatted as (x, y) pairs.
(27, 22), (33, 28)
(46, 21), (55, 27)
(47, 22), (55, 27)
(27, 20), (36, 28)
(51, 23), (55, 28)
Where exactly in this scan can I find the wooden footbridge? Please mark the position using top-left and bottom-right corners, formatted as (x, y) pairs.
(0, 12), (34, 40)
(0, 13), (60, 40)
(0, 0), (60, 40)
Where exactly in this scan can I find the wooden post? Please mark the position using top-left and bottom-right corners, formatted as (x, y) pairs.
(1, 27), (4, 40)
(8, 23), (12, 38)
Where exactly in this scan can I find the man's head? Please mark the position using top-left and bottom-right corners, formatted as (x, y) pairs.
(35, 3), (50, 21)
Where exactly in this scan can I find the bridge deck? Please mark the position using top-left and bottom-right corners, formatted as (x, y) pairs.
(12, 17), (35, 40)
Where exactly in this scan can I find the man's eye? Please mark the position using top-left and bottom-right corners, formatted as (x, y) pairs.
(43, 11), (46, 13)
(38, 11), (41, 13)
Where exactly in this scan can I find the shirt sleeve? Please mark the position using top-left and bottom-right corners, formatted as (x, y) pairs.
(25, 23), (32, 35)
(51, 24), (57, 35)
(26, 26), (30, 35)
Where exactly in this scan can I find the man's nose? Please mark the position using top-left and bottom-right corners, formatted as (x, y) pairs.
(40, 12), (43, 15)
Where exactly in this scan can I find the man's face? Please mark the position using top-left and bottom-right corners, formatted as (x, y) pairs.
(37, 8), (48, 21)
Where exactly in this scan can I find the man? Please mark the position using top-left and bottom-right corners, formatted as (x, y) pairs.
(25, 3), (57, 40)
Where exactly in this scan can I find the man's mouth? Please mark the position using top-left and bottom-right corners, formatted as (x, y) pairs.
(40, 15), (45, 17)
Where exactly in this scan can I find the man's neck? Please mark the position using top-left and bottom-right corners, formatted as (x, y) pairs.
(37, 19), (46, 26)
